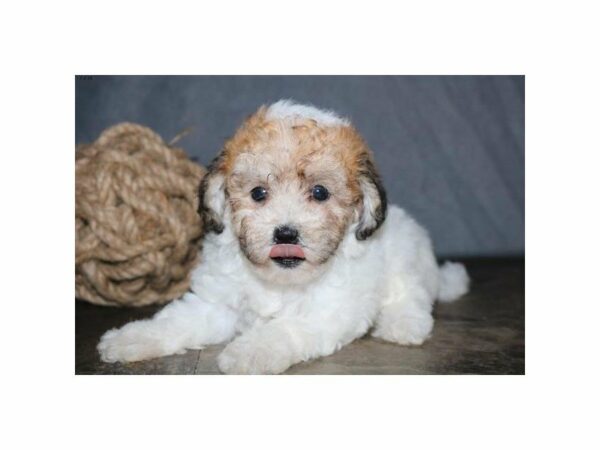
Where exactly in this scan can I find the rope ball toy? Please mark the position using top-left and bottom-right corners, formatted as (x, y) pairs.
(76, 123), (206, 307)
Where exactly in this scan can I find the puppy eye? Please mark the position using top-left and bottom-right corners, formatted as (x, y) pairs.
(250, 186), (268, 202)
(311, 185), (329, 201)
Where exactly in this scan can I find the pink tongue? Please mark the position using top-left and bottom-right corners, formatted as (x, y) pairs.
(269, 244), (305, 259)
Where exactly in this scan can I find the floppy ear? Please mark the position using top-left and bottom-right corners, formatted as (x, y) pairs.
(198, 159), (226, 234)
(355, 156), (387, 241)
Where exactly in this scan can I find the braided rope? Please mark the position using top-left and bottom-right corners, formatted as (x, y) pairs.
(76, 123), (205, 307)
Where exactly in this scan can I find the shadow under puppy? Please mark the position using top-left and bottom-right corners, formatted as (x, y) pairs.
(98, 100), (470, 374)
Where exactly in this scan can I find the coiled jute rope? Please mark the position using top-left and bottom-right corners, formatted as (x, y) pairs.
(76, 123), (206, 307)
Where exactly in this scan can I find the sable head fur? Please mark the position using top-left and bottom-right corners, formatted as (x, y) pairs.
(198, 100), (387, 284)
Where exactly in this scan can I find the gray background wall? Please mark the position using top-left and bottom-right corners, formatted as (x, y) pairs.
(76, 76), (524, 258)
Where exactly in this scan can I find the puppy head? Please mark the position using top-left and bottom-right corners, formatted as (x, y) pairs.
(199, 100), (387, 285)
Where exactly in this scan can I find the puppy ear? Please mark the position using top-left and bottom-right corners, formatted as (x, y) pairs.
(355, 156), (387, 241)
(198, 159), (226, 234)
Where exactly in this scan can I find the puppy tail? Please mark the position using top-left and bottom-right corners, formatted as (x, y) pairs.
(437, 261), (470, 303)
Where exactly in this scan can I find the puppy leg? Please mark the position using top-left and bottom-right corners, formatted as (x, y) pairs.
(98, 292), (237, 363)
(371, 284), (434, 346)
(218, 312), (373, 375)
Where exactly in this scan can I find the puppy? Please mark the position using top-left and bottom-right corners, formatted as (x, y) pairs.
(98, 100), (470, 374)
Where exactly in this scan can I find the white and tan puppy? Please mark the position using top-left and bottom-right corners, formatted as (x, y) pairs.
(98, 100), (470, 374)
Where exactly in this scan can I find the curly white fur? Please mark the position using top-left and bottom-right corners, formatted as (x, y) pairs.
(265, 99), (351, 127)
(98, 206), (469, 373)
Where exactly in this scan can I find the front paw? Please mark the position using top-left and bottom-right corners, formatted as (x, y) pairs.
(97, 321), (183, 363)
(217, 336), (294, 375)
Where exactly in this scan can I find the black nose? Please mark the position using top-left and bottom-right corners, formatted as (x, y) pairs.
(273, 225), (299, 244)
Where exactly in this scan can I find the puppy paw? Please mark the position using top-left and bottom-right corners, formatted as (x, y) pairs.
(217, 336), (293, 375)
(372, 312), (433, 346)
(97, 321), (183, 363)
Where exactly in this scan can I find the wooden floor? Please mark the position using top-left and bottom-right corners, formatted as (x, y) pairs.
(75, 258), (524, 375)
